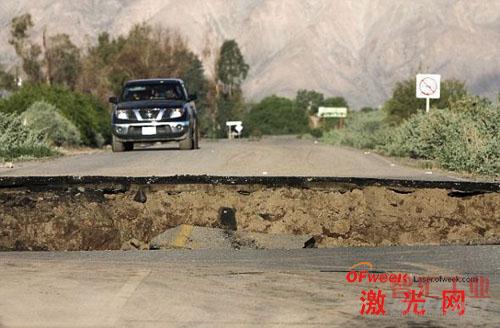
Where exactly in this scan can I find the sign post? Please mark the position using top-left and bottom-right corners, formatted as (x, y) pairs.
(416, 74), (441, 113)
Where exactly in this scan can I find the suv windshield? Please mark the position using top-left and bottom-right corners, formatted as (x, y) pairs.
(121, 83), (185, 101)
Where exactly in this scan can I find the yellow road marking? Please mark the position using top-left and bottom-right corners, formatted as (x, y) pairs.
(172, 224), (194, 248)
(349, 261), (374, 270)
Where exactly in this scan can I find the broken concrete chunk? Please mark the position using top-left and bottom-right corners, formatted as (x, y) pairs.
(121, 238), (147, 250)
(150, 225), (312, 250)
(150, 225), (231, 250)
(133, 188), (147, 203)
(303, 237), (317, 248)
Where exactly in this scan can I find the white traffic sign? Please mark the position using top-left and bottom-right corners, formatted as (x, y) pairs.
(416, 74), (440, 99)
(416, 74), (441, 113)
(226, 121), (242, 126)
(226, 121), (243, 139)
(317, 107), (347, 118)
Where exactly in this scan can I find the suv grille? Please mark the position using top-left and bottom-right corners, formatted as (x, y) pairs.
(137, 108), (162, 120)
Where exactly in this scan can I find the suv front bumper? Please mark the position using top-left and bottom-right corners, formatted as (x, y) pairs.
(112, 121), (190, 142)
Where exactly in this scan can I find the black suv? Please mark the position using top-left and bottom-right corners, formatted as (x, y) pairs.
(109, 79), (199, 151)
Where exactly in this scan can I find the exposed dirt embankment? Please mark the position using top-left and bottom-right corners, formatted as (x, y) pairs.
(1, 181), (499, 250)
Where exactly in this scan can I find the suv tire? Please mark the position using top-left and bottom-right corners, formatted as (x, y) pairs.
(193, 123), (200, 149)
(179, 132), (194, 150)
(112, 136), (133, 152)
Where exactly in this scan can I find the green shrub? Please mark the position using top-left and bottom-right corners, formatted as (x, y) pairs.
(383, 78), (467, 125)
(319, 95), (498, 176)
(383, 96), (499, 175)
(0, 112), (55, 161)
(245, 96), (309, 135)
(319, 117), (341, 131)
(0, 84), (110, 146)
(321, 110), (389, 149)
(309, 128), (323, 138)
(21, 101), (82, 147)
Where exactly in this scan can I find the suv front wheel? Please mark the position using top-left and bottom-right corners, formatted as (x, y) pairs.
(179, 123), (199, 150)
(112, 136), (133, 152)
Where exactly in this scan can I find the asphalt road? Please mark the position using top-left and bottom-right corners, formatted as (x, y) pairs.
(0, 246), (498, 327)
(1, 136), (496, 327)
(0, 136), (465, 180)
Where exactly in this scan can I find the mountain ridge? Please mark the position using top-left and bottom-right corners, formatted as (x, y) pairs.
(0, 0), (498, 108)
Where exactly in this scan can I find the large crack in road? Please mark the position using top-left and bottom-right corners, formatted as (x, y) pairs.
(1, 176), (498, 251)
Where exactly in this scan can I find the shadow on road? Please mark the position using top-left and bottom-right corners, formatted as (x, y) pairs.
(131, 143), (181, 152)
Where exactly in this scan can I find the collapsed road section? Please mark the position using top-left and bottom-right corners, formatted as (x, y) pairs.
(0, 176), (499, 251)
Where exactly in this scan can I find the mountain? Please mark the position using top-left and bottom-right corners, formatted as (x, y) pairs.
(0, 0), (499, 108)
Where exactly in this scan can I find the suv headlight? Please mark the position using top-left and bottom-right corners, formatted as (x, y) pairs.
(169, 108), (184, 119)
(116, 110), (129, 120)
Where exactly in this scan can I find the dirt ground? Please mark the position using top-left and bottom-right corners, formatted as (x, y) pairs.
(0, 183), (499, 251)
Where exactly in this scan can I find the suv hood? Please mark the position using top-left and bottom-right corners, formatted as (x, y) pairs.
(116, 100), (186, 110)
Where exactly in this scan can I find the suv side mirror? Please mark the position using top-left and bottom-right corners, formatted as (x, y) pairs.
(108, 96), (118, 104)
(188, 94), (197, 101)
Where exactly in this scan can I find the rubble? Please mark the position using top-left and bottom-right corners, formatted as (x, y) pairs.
(0, 181), (498, 251)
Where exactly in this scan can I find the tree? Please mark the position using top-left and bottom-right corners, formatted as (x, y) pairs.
(22, 44), (44, 83)
(0, 65), (16, 90)
(46, 34), (81, 89)
(295, 90), (324, 114)
(322, 96), (348, 108)
(9, 14), (44, 83)
(9, 13), (33, 57)
(245, 95), (309, 135)
(106, 25), (205, 94)
(93, 32), (124, 65)
(383, 77), (467, 125)
(179, 55), (202, 92)
(78, 24), (208, 105)
(9, 14), (33, 42)
(212, 40), (249, 136)
(360, 106), (376, 113)
(216, 40), (249, 95)
(77, 32), (125, 99)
